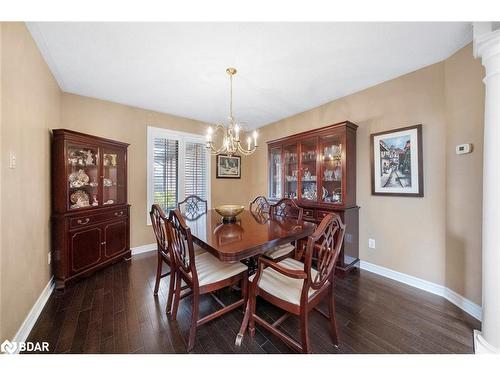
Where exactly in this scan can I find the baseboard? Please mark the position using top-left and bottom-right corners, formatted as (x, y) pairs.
(131, 243), (156, 256)
(10, 276), (55, 353)
(360, 260), (482, 321)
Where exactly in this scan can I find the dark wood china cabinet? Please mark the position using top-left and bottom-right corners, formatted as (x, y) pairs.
(51, 129), (130, 289)
(268, 121), (359, 273)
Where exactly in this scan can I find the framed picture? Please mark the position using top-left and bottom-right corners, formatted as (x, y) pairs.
(371, 124), (423, 197)
(216, 154), (241, 179)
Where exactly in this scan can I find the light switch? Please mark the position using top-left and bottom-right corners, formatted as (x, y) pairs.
(9, 151), (16, 169)
(368, 238), (376, 249)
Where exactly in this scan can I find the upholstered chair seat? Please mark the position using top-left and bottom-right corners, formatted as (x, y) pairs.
(193, 252), (248, 287)
(263, 243), (295, 260)
(249, 258), (324, 306)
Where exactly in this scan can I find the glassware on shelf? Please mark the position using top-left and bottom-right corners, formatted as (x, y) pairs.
(102, 149), (126, 206)
(284, 144), (298, 199)
(320, 134), (343, 204)
(300, 138), (317, 201)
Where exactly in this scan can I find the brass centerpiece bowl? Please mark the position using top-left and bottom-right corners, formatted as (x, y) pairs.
(215, 204), (245, 223)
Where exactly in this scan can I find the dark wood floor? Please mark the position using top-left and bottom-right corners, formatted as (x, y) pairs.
(24, 251), (480, 354)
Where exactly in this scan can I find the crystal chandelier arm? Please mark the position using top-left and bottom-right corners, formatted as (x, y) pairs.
(237, 141), (258, 156)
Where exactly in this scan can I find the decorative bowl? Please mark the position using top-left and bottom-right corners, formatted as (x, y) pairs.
(215, 204), (245, 223)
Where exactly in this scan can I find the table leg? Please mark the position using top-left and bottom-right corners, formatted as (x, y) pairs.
(235, 300), (250, 346)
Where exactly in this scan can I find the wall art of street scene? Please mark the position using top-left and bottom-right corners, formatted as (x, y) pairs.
(371, 125), (423, 197)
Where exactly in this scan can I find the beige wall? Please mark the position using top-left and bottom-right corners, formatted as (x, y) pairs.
(1, 22), (62, 341)
(245, 44), (484, 305)
(444, 45), (485, 304)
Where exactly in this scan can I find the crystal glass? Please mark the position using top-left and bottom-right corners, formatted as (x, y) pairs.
(283, 143), (298, 199)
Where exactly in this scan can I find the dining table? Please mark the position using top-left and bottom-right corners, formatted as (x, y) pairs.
(184, 208), (316, 345)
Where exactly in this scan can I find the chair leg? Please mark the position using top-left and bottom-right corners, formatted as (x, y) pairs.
(187, 292), (200, 352)
(300, 309), (311, 354)
(153, 252), (162, 296)
(171, 273), (182, 320)
(166, 267), (176, 315)
(328, 284), (340, 347)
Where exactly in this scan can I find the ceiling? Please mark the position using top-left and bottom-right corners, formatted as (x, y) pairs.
(27, 22), (472, 129)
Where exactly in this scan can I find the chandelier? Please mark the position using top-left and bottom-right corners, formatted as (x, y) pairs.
(206, 67), (258, 156)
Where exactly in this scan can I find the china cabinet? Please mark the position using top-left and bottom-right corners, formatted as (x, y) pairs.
(267, 121), (359, 273)
(51, 129), (130, 289)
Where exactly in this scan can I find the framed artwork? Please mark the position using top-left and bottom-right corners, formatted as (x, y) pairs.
(216, 154), (241, 179)
(371, 124), (423, 197)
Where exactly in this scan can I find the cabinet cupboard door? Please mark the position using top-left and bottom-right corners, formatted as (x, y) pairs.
(103, 220), (127, 258)
(69, 227), (103, 274)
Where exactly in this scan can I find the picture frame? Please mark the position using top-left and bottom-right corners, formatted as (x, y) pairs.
(370, 124), (423, 197)
(216, 154), (241, 179)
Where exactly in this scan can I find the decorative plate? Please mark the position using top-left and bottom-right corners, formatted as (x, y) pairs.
(70, 189), (90, 204)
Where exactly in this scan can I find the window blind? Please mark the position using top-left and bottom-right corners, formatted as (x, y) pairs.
(185, 141), (208, 200)
(153, 138), (178, 211)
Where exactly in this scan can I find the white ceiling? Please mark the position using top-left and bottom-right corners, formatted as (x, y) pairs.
(27, 22), (472, 129)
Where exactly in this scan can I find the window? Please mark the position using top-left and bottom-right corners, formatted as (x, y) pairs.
(147, 127), (211, 222)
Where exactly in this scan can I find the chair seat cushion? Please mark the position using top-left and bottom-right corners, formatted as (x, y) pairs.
(264, 243), (295, 260)
(195, 252), (247, 287)
(249, 258), (324, 306)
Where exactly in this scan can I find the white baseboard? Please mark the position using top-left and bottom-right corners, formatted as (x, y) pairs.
(360, 260), (482, 321)
(131, 243), (156, 256)
(10, 276), (55, 353)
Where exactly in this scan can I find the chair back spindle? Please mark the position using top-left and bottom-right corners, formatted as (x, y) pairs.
(177, 195), (207, 220)
(304, 213), (345, 291)
(270, 198), (303, 221)
(166, 209), (198, 284)
(149, 204), (168, 254)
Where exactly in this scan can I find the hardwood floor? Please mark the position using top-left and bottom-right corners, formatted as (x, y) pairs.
(24, 251), (480, 354)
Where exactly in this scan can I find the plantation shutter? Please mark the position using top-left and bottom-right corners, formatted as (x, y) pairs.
(184, 141), (208, 200)
(153, 138), (179, 211)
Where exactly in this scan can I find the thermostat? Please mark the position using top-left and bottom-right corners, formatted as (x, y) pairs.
(456, 144), (472, 155)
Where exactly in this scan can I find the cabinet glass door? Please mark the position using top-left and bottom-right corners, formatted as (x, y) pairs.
(102, 146), (127, 206)
(67, 143), (100, 210)
(320, 133), (343, 204)
(300, 138), (318, 201)
(283, 143), (298, 199)
(269, 147), (282, 200)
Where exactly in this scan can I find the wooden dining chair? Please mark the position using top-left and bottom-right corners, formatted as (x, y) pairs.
(264, 198), (304, 261)
(247, 213), (346, 353)
(166, 209), (249, 352)
(149, 204), (176, 314)
(249, 195), (270, 215)
(177, 195), (207, 220)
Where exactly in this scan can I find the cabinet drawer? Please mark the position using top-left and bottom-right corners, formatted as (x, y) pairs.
(303, 208), (316, 220)
(69, 208), (128, 229)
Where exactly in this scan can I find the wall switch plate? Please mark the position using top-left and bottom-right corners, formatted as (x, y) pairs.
(48, 252), (51, 265)
(9, 151), (16, 169)
(456, 143), (472, 155)
(368, 238), (376, 249)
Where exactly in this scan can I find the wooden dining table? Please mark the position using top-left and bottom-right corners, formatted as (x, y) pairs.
(184, 208), (316, 345)
(184, 209), (316, 263)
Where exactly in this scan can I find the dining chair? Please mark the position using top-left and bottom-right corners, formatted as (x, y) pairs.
(177, 194), (207, 220)
(264, 198), (304, 261)
(149, 204), (176, 313)
(246, 213), (346, 353)
(166, 209), (249, 352)
(249, 195), (270, 215)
